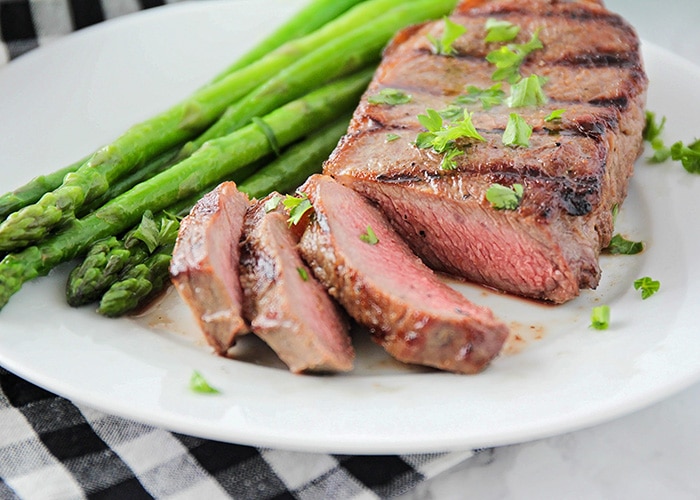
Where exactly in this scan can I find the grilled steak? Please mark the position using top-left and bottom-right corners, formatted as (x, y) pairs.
(170, 182), (250, 354)
(298, 174), (509, 374)
(324, 0), (648, 303)
(239, 194), (354, 373)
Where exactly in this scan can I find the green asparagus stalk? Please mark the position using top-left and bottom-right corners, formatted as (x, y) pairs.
(238, 115), (352, 199)
(210, 0), (367, 79)
(97, 251), (174, 318)
(0, 157), (86, 220)
(0, 69), (373, 311)
(67, 205), (183, 307)
(65, 236), (144, 307)
(190, 0), (458, 150)
(0, 0), (364, 225)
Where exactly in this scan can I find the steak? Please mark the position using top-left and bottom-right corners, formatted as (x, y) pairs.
(298, 174), (509, 374)
(239, 193), (354, 373)
(323, 0), (648, 303)
(170, 182), (250, 355)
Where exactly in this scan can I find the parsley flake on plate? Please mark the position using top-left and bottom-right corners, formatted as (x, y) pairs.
(670, 138), (700, 173)
(643, 110), (671, 163)
(590, 305), (610, 330)
(605, 234), (644, 255)
(190, 370), (221, 394)
(633, 276), (660, 300)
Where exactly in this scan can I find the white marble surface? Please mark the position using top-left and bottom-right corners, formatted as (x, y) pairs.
(402, 1), (700, 498)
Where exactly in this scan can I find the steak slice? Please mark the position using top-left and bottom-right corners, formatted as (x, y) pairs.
(170, 182), (250, 355)
(298, 174), (509, 374)
(324, 0), (647, 303)
(239, 193), (354, 374)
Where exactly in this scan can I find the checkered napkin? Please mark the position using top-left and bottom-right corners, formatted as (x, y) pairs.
(0, 1), (474, 498)
(0, 368), (473, 499)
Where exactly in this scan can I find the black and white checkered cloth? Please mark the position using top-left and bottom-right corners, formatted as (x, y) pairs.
(0, 1), (474, 498)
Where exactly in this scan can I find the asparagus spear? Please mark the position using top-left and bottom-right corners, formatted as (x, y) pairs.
(0, 0), (424, 250)
(210, 0), (367, 79)
(0, 157), (85, 220)
(0, 69), (372, 311)
(190, 0), (458, 149)
(97, 252), (174, 318)
(65, 236), (142, 307)
(0, 0), (364, 223)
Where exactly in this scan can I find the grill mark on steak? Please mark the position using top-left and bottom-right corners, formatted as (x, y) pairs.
(324, 0), (647, 303)
(298, 175), (508, 374)
(239, 194), (354, 374)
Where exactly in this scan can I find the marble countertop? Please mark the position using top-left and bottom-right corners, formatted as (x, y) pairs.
(403, 1), (700, 498)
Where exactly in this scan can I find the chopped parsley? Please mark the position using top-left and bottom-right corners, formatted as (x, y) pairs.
(605, 234), (644, 255)
(544, 109), (566, 122)
(590, 305), (610, 330)
(415, 108), (484, 170)
(283, 193), (313, 226)
(263, 194), (283, 213)
(502, 113), (532, 147)
(359, 225), (379, 245)
(385, 133), (401, 142)
(367, 88), (412, 106)
(297, 267), (309, 281)
(190, 370), (220, 394)
(437, 104), (466, 121)
(670, 139), (700, 173)
(454, 83), (506, 110)
(486, 29), (543, 83)
(486, 183), (524, 210)
(643, 111), (671, 163)
(428, 17), (467, 56)
(416, 109), (485, 152)
(506, 75), (548, 108)
(440, 148), (464, 171)
(484, 18), (520, 43)
(633, 276), (660, 300)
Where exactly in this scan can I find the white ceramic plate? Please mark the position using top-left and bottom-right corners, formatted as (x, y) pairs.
(0, 1), (699, 455)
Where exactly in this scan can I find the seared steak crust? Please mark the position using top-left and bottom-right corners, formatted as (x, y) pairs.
(239, 194), (354, 374)
(324, 0), (647, 303)
(170, 182), (250, 354)
(298, 175), (508, 374)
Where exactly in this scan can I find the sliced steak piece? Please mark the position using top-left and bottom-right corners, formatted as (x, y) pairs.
(170, 182), (250, 355)
(298, 174), (508, 374)
(239, 193), (354, 374)
(324, 0), (647, 303)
